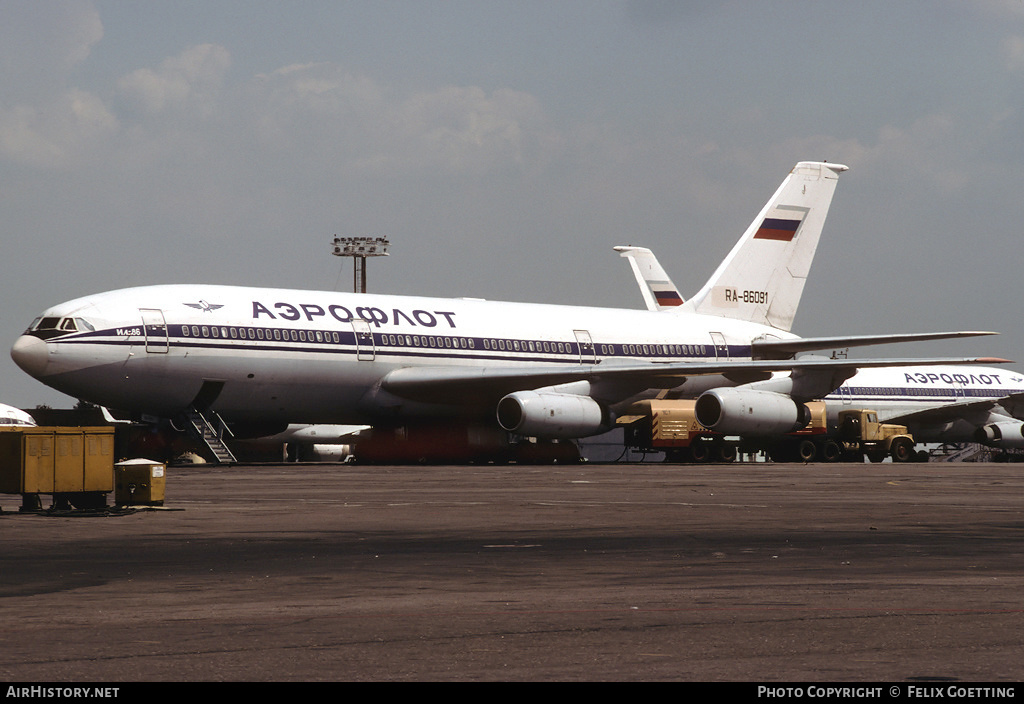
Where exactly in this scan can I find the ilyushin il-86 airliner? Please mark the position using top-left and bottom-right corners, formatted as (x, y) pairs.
(10, 161), (1008, 462)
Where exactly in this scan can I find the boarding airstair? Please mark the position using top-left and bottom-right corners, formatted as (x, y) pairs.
(184, 407), (237, 464)
(932, 443), (990, 463)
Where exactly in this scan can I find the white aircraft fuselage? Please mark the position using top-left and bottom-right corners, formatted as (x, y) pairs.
(11, 283), (788, 427)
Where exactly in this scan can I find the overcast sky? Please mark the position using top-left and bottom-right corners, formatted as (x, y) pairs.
(3, 0), (1024, 409)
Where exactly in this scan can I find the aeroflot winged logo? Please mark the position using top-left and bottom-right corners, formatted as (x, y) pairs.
(183, 300), (225, 313)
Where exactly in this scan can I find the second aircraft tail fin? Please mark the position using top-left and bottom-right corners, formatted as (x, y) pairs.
(614, 245), (684, 311)
(683, 161), (848, 332)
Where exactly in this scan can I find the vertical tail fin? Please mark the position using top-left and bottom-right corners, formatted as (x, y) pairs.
(684, 161), (848, 332)
(613, 245), (684, 311)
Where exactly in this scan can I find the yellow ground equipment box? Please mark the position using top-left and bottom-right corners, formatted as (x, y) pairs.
(115, 459), (166, 506)
(0, 426), (115, 495)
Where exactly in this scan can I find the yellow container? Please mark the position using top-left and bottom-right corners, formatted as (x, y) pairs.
(0, 427), (114, 495)
(0, 427), (53, 494)
(115, 459), (166, 505)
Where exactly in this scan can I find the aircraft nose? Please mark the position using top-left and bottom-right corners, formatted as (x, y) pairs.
(11, 335), (49, 378)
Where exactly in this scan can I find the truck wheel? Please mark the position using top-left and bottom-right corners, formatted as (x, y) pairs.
(821, 440), (843, 462)
(797, 439), (817, 462)
(715, 443), (737, 463)
(689, 440), (710, 463)
(890, 438), (915, 463)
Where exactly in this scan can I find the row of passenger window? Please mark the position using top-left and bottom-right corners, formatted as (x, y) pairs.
(378, 334), (476, 349)
(601, 343), (709, 357)
(180, 325), (341, 344)
(177, 324), (713, 359)
(383, 336), (710, 357)
(482, 338), (570, 354)
(179, 325), (482, 351)
(849, 386), (1024, 398)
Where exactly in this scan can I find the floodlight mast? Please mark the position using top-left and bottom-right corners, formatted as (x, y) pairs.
(331, 236), (390, 293)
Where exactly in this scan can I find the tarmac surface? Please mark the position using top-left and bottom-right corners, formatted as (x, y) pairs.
(1, 461), (1022, 682)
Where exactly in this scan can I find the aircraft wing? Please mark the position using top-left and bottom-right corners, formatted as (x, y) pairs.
(999, 392), (1024, 418)
(380, 356), (1012, 406)
(883, 391), (1024, 426)
(752, 331), (999, 359)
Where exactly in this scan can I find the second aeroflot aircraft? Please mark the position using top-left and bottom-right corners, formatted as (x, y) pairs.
(10, 161), (1006, 461)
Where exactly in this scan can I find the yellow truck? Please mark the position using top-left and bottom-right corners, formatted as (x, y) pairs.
(835, 409), (917, 463)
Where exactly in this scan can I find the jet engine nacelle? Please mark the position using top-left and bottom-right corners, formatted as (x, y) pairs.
(496, 391), (612, 439)
(975, 421), (1024, 449)
(694, 388), (811, 436)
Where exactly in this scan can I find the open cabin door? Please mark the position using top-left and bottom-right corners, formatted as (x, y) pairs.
(352, 319), (375, 361)
(839, 383), (853, 405)
(709, 332), (728, 360)
(574, 329), (596, 364)
(140, 308), (169, 354)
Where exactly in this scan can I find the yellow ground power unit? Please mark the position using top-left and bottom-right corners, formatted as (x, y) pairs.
(114, 459), (166, 506)
(0, 426), (115, 494)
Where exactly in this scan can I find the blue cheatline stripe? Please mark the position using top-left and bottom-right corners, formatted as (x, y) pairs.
(47, 324), (754, 365)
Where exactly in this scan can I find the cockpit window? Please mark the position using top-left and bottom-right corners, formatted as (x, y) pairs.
(27, 316), (95, 339)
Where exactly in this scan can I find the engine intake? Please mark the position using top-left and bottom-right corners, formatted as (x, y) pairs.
(694, 388), (811, 436)
(497, 391), (612, 439)
(975, 421), (1024, 449)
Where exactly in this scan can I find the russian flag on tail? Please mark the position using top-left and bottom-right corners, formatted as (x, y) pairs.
(653, 289), (684, 307)
(753, 216), (802, 241)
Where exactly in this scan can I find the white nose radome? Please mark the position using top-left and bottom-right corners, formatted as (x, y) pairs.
(11, 335), (49, 378)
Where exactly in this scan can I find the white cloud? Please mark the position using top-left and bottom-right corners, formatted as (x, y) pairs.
(391, 85), (551, 174)
(0, 88), (117, 169)
(241, 62), (557, 177)
(0, 1), (111, 168)
(117, 44), (232, 115)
